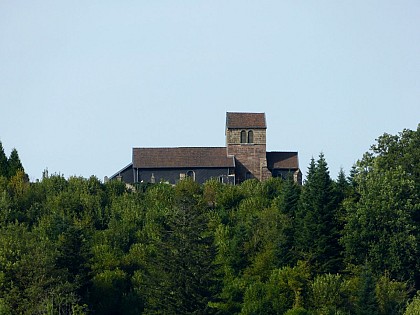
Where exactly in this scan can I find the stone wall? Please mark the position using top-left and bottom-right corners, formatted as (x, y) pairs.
(226, 127), (271, 182)
(226, 129), (266, 145)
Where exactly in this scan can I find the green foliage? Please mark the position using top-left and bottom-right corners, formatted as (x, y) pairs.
(0, 141), (8, 178)
(356, 266), (378, 315)
(274, 178), (301, 266)
(284, 307), (312, 315)
(7, 148), (24, 179)
(295, 153), (342, 274)
(241, 261), (311, 314)
(404, 291), (420, 315)
(0, 126), (419, 313)
(0, 222), (84, 314)
(142, 179), (216, 314)
(341, 167), (418, 282)
(311, 273), (345, 314)
(375, 272), (408, 315)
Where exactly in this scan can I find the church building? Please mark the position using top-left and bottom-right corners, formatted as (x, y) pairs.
(109, 112), (301, 185)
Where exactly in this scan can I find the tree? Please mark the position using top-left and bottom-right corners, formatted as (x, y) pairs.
(295, 153), (342, 274)
(334, 168), (350, 204)
(0, 222), (84, 314)
(7, 148), (24, 178)
(310, 273), (345, 314)
(356, 266), (378, 315)
(341, 167), (418, 282)
(241, 261), (311, 314)
(0, 141), (8, 178)
(375, 272), (408, 315)
(404, 291), (420, 315)
(56, 223), (92, 305)
(145, 179), (216, 314)
(341, 126), (419, 287)
(275, 177), (301, 266)
(370, 125), (420, 187)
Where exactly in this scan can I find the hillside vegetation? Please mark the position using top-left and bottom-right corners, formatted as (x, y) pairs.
(0, 124), (419, 314)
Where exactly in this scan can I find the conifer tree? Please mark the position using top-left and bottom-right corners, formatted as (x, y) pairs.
(335, 168), (349, 203)
(8, 148), (24, 178)
(0, 141), (8, 177)
(295, 153), (341, 274)
(146, 179), (216, 314)
(356, 266), (378, 315)
(276, 177), (301, 266)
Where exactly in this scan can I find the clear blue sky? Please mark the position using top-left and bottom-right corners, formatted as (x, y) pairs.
(1, 1), (419, 181)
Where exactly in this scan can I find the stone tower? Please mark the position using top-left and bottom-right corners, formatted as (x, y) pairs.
(226, 112), (272, 183)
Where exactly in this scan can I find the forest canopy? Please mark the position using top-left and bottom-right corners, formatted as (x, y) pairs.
(0, 124), (419, 314)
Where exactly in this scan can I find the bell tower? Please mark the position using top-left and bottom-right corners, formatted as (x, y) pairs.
(226, 112), (271, 183)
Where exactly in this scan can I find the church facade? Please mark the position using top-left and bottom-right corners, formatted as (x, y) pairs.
(109, 112), (301, 185)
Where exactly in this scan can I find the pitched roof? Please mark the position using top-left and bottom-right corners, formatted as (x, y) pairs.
(133, 147), (235, 169)
(266, 151), (299, 169)
(226, 112), (267, 129)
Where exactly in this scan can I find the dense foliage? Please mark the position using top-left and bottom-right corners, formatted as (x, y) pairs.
(0, 125), (419, 314)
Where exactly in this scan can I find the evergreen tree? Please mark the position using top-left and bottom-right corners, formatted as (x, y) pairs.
(275, 178), (301, 266)
(295, 153), (342, 274)
(335, 168), (349, 203)
(8, 148), (24, 178)
(356, 266), (378, 315)
(56, 223), (92, 304)
(0, 141), (8, 178)
(146, 179), (216, 314)
(348, 164), (358, 187)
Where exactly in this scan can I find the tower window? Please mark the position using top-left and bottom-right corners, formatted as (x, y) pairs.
(240, 130), (247, 143)
(248, 130), (254, 143)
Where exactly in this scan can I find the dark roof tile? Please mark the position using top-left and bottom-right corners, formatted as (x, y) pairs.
(226, 112), (266, 129)
(266, 151), (299, 169)
(133, 147), (235, 168)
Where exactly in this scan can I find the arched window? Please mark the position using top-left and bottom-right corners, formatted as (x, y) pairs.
(186, 170), (195, 181)
(248, 130), (254, 143)
(240, 130), (247, 143)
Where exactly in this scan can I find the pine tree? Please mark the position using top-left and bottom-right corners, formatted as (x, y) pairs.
(146, 179), (216, 314)
(276, 178), (301, 266)
(356, 266), (378, 315)
(0, 141), (8, 177)
(295, 153), (342, 274)
(8, 148), (24, 178)
(335, 168), (349, 203)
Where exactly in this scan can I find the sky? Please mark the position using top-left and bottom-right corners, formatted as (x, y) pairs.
(1, 1), (419, 182)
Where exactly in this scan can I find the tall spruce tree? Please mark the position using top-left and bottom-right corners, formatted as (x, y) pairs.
(335, 168), (349, 204)
(356, 266), (378, 315)
(295, 153), (341, 274)
(0, 141), (8, 177)
(8, 148), (24, 178)
(276, 177), (301, 266)
(146, 179), (216, 314)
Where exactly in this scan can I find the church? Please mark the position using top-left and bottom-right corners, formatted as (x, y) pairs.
(109, 112), (301, 185)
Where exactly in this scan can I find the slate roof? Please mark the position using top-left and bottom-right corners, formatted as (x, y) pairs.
(133, 147), (235, 169)
(226, 112), (267, 129)
(266, 152), (299, 169)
